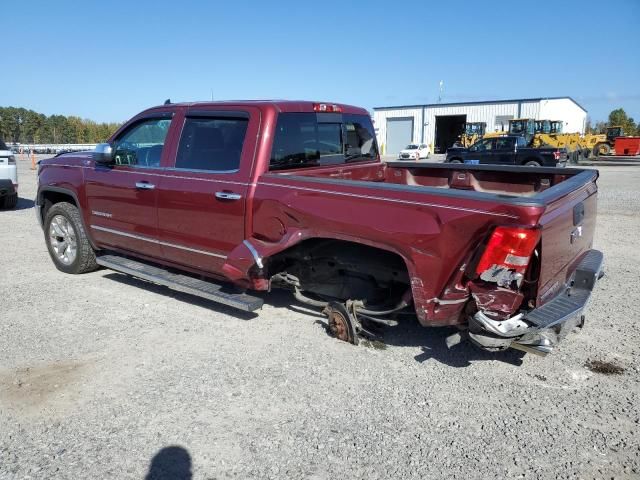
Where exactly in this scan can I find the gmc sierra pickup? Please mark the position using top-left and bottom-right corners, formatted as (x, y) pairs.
(36, 101), (603, 356)
(446, 135), (568, 167)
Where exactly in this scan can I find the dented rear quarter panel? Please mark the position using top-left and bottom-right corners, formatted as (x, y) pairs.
(250, 170), (549, 326)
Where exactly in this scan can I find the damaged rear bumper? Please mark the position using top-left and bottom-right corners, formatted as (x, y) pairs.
(468, 249), (604, 356)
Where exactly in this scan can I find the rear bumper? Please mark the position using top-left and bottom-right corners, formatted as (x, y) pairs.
(468, 249), (604, 356)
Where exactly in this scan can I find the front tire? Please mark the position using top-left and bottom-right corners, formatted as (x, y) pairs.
(524, 160), (541, 167)
(1, 193), (17, 209)
(594, 143), (610, 157)
(44, 202), (98, 274)
(448, 159), (463, 164)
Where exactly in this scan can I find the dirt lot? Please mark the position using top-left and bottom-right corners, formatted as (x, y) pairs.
(1, 156), (639, 479)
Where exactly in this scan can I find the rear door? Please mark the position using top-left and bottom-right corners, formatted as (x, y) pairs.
(155, 107), (260, 274)
(84, 114), (174, 258)
(494, 137), (517, 165)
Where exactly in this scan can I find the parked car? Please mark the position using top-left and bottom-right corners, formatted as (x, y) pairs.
(0, 139), (18, 209)
(398, 143), (429, 160)
(446, 135), (567, 167)
(36, 101), (602, 356)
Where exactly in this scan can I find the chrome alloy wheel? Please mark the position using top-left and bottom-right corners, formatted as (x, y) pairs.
(48, 214), (78, 265)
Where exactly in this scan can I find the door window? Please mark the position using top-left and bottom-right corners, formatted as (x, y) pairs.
(472, 138), (494, 151)
(175, 116), (248, 172)
(496, 137), (515, 150)
(112, 118), (171, 167)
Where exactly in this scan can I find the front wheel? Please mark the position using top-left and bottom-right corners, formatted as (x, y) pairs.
(524, 160), (541, 167)
(594, 143), (610, 157)
(448, 159), (463, 164)
(44, 202), (98, 274)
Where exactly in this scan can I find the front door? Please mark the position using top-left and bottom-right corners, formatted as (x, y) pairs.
(156, 107), (259, 275)
(84, 115), (173, 259)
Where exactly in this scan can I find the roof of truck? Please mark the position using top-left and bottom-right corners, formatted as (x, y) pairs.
(141, 100), (369, 115)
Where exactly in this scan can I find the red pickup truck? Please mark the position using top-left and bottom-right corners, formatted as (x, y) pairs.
(36, 100), (603, 356)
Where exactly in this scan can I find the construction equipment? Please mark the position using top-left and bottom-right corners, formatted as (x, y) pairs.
(531, 119), (581, 159)
(580, 126), (624, 157)
(455, 122), (486, 147)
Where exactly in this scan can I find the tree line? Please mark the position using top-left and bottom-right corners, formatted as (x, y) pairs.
(0, 106), (122, 144)
(586, 108), (639, 136)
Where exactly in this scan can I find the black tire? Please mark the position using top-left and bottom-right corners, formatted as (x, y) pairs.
(1, 193), (18, 209)
(44, 202), (98, 274)
(524, 160), (541, 167)
(593, 143), (610, 157)
(448, 159), (463, 164)
(582, 148), (591, 159)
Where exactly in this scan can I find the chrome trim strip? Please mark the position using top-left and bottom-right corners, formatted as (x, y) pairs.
(257, 181), (518, 218)
(91, 225), (227, 259)
(243, 240), (263, 269)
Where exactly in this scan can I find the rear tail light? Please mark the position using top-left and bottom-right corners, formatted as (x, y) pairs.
(8, 155), (16, 165)
(553, 150), (564, 160)
(476, 227), (541, 275)
(313, 103), (342, 113)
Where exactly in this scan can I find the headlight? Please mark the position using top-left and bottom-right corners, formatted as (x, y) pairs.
(8, 155), (16, 164)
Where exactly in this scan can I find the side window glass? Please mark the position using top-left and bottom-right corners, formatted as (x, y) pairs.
(343, 114), (378, 162)
(477, 139), (493, 151)
(113, 118), (171, 167)
(175, 116), (248, 172)
(496, 138), (513, 150)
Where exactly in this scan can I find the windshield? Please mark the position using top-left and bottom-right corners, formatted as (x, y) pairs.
(550, 121), (563, 134)
(405, 144), (418, 149)
(270, 113), (378, 171)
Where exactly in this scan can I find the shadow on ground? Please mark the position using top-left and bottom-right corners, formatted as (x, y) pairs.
(0, 197), (34, 211)
(100, 272), (522, 367)
(145, 445), (192, 480)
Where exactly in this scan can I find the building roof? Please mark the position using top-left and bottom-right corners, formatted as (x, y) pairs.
(373, 96), (587, 113)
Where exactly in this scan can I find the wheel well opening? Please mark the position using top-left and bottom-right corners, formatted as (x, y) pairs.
(41, 191), (77, 219)
(267, 238), (411, 308)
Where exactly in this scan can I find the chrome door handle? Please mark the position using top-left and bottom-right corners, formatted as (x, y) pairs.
(215, 191), (242, 200)
(135, 181), (155, 190)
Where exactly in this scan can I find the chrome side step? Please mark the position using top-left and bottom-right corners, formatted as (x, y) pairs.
(96, 254), (263, 312)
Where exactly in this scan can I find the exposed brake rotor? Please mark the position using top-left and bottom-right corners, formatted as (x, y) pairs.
(323, 302), (359, 345)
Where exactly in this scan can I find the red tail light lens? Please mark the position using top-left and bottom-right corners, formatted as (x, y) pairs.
(313, 103), (342, 113)
(553, 150), (561, 160)
(476, 227), (541, 275)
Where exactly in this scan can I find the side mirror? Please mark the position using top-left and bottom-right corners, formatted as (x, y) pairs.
(93, 143), (114, 164)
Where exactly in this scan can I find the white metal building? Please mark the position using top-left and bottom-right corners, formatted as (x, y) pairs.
(373, 97), (588, 155)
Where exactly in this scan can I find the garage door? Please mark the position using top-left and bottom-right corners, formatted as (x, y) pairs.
(386, 118), (413, 155)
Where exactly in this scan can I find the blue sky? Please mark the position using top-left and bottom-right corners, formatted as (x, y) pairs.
(3, 0), (639, 124)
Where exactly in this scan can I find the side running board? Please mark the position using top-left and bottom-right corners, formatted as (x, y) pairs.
(96, 254), (264, 312)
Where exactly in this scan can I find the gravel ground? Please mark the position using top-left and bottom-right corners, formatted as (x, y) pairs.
(1, 156), (639, 479)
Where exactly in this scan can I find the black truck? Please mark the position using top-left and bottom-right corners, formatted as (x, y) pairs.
(446, 136), (567, 167)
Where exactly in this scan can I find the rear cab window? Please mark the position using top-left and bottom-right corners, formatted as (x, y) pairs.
(269, 112), (378, 171)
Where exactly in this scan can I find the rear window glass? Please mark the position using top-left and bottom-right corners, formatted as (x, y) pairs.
(175, 116), (248, 171)
(269, 112), (378, 171)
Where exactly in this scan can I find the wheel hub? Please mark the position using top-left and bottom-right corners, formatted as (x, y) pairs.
(48, 214), (77, 265)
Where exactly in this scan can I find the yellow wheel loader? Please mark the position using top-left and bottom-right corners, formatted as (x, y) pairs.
(455, 122), (487, 147)
(580, 126), (624, 157)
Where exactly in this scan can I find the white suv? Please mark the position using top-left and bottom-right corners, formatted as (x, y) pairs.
(398, 143), (429, 160)
(0, 139), (18, 209)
